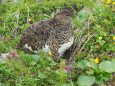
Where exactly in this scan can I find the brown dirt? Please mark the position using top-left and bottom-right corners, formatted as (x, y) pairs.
(106, 73), (115, 86)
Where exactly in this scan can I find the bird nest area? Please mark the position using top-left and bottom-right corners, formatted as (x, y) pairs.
(0, 0), (115, 86)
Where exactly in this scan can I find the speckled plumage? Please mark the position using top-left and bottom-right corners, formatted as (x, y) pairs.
(46, 23), (74, 61)
(18, 8), (74, 61)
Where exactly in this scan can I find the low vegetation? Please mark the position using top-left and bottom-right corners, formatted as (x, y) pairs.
(0, 0), (115, 86)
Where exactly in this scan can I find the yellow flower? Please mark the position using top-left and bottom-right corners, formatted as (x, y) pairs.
(99, 37), (102, 40)
(107, 0), (111, 4)
(112, 2), (115, 5)
(48, 51), (52, 56)
(95, 45), (100, 48)
(113, 36), (115, 40)
(94, 57), (99, 64)
(113, 42), (115, 45)
(28, 18), (32, 22)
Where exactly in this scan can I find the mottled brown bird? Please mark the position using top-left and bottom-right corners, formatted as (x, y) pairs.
(18, 8), (74, 62)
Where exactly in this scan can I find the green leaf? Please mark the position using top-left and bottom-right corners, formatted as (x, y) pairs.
(77, 60), (87, 69)
(99, 61), (115, 73)
(77, 75), (95, 86)
(38, 72), (46, 79)
(95, 75), (103, 84)
(78, 9), (89, 21)
(86, 69), (94, 74)
(30, 61), (36, 65)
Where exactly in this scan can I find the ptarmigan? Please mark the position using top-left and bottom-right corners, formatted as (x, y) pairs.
(18, 8), (74, 62)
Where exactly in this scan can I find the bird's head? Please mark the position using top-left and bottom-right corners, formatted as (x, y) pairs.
(55, 8), (74, 17)
(54, 4), (79, 24)
(54, 8), (74, 24)
(54, 4), (83, 19)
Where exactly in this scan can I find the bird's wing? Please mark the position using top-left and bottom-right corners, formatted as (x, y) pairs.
(17, 21), (51, 53)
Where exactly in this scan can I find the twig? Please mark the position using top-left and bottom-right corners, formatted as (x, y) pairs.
(77, 33), (96, 56)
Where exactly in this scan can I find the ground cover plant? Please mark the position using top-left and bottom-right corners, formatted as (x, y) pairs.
(0, 0), (115, 86)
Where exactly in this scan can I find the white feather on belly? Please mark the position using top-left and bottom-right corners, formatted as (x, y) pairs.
(42, 44), (50, 52)
(24, 43), (50, 53)
(58, 37), (74, 56)
(24, 37), (74, 56)
(24, 44), (38, 53)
